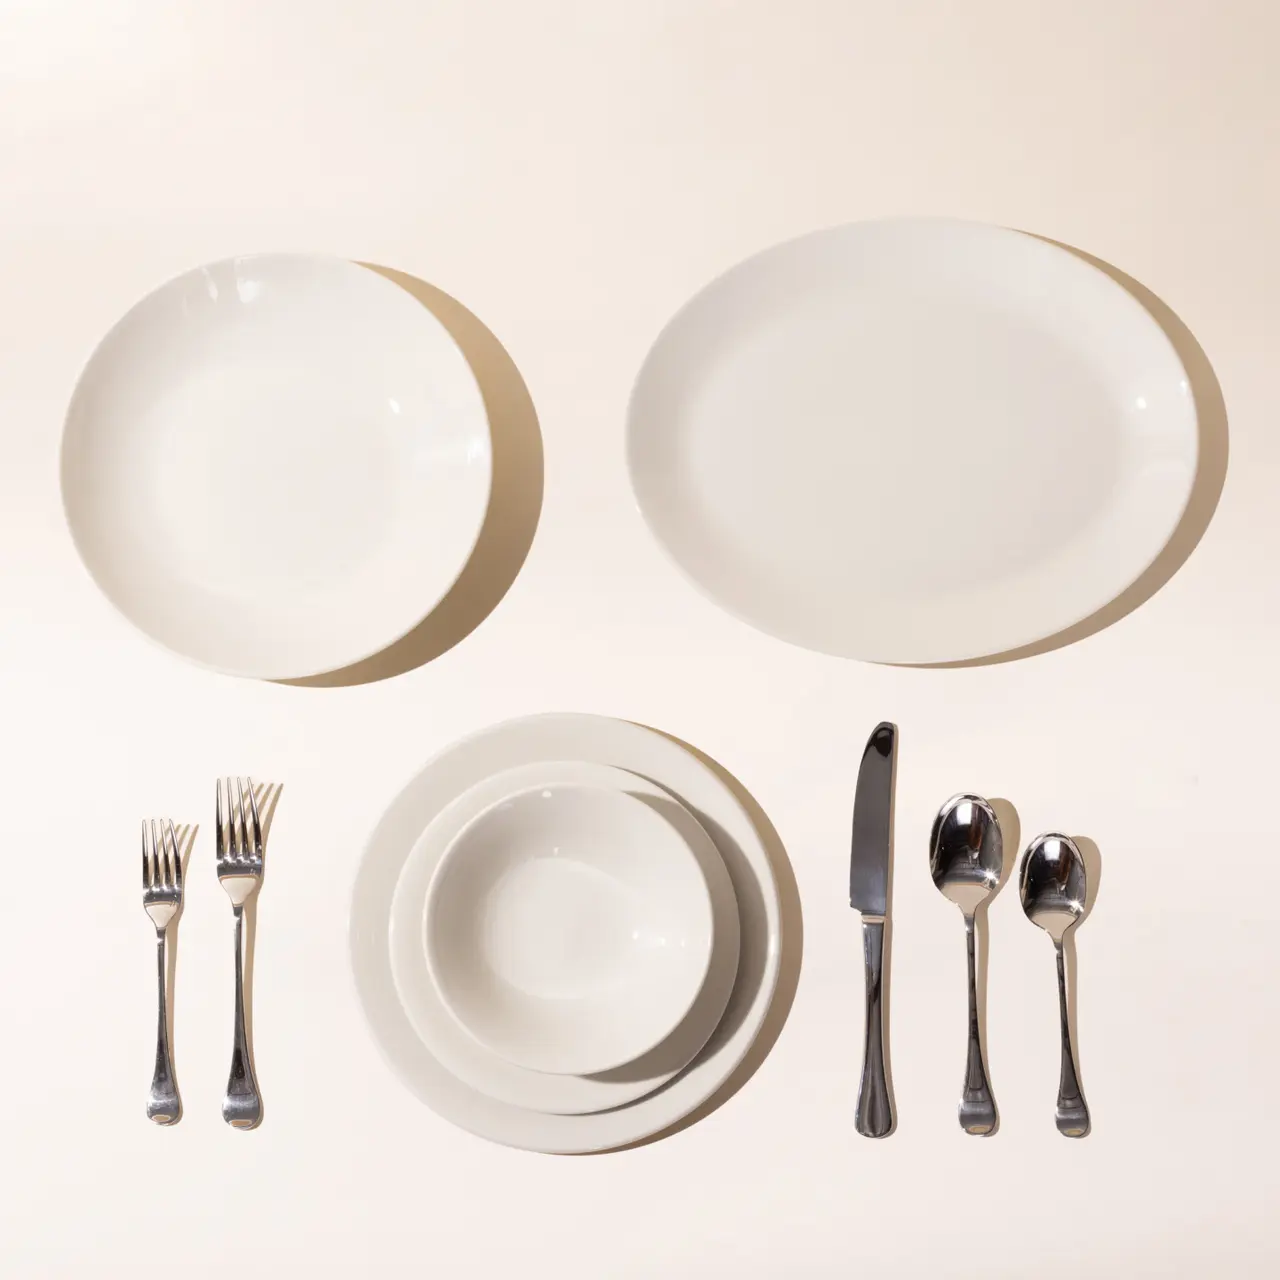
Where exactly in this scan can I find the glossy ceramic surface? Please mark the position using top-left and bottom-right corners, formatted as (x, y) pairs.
(425, 781), (715, 1076)
(61, 254), (492, 678)
(627, 217), (1198, 663)
(390, 760), (740, 1115)
(350, 714), (782, 1153)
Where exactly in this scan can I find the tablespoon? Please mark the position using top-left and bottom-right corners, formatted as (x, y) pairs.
(929, 795), (1002, 1135)
(1019, 833), (1091, 1138)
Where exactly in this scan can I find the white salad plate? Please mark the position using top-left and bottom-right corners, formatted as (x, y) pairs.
(391, 760), (740, 1115)
(426, 779), (716, 1076)
(352, 714), (781, 1153)
(61, 254), (492, 679)
(627, 217), (1199, 663)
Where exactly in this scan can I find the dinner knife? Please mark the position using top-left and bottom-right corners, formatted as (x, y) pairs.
(850, 721), (897, 1138)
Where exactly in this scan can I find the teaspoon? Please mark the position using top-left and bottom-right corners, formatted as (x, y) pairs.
(1019, 833), (1091, 1138)
(930, 794), (1002, 1135)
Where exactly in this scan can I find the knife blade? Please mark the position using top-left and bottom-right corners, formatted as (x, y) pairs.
(850, 720), (896, 1138)
(850, 721), (895, 916)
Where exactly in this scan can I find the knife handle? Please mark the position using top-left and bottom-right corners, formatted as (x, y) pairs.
(856, 918), (894, 1138)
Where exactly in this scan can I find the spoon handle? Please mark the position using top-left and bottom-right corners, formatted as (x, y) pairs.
(1054, 942), (1090, 1137)
(855, 919), (893, 1137)
(959, 914), (997, 1135)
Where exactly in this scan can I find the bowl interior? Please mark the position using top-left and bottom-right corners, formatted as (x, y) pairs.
(424, 782), (715, 1076)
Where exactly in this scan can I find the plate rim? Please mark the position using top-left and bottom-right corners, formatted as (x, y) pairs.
(624, 215), (1200, 664)
(349, 712), (782, 1153)
(58, 251), (494, 680)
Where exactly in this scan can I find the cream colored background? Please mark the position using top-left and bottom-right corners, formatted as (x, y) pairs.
(2, 1), (1276, 1275)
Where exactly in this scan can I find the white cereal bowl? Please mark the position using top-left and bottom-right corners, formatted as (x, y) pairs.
(424, 782), (715, 1077)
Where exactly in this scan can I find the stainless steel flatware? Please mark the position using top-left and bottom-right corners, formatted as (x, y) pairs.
(930, 794), (1003, 1136)
(1020, 833), (1091, 1138)
(849, 721), (896, 1138)
(216, 777), (265, 1130)
(142, 818), (183, 1125)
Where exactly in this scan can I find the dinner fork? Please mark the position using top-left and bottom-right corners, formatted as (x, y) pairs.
(142, 818), (183, 1125)
(217, 777), (265, 1129)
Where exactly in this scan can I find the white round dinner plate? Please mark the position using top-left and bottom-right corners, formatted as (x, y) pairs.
(627, 218), (1199, 663)
(389, 760), (740, 1115)
(61, 254), (492, 679)
(351, 714), (781, 1153)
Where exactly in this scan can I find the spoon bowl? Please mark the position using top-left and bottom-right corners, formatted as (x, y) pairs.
(930, 794), (1003, 916)
(1020, 833), (1087, 942)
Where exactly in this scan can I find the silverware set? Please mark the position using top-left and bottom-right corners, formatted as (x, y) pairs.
(140, 777), (275, 1129)
(850, 724), (1095, 1139)
(145, 740), (1093, 1143)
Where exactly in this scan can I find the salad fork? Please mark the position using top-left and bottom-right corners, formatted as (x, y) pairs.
(142, 818), (183, 1125)
(216, 777), (265, 1129)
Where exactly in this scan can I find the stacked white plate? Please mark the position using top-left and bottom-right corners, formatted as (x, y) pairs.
(350, 713), (783, 1153)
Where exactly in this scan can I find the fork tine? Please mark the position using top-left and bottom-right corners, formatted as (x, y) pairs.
(227, 777), (240, 859)
(231, 778), (243, 860)
(246, 778), (263, 860)
(142, 820), (151, 887)
(154, 820), (165, 890)
(165, 819), (182, 891)
(148, 819), (160, 888)
(216, 778), (226, 858)
(160, 819), (173, 891)
(235, 777), (250, 863)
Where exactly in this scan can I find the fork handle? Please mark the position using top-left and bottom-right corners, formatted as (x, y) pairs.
(223, 905), (262, 1129)
(147, 930), (181, 1124)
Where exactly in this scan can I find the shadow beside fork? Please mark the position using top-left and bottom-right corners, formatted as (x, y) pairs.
(252, 782), (284, 861)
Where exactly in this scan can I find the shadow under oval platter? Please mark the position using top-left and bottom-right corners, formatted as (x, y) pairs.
(627, 217), (1215, 664)
(60, 254), (493, 680)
